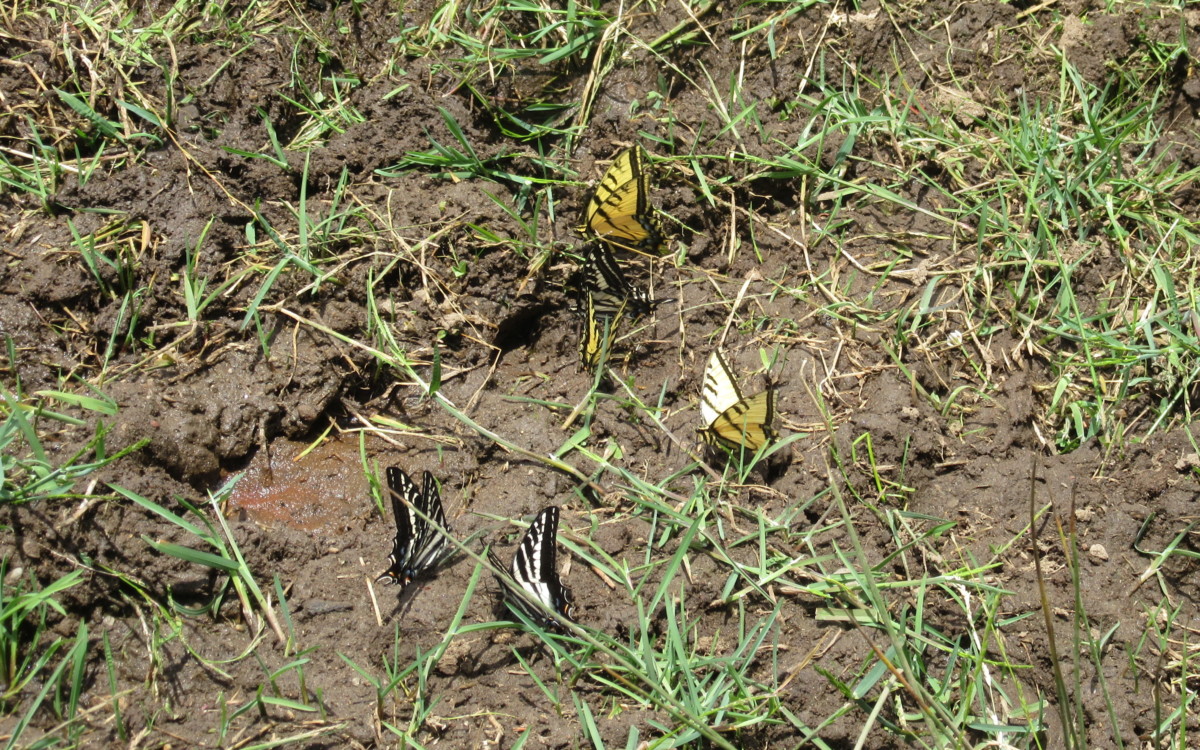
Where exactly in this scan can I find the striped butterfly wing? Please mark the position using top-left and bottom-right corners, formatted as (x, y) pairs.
(703, 390), (776, 452)
(578, 290), (625, 370)
(487, 548), (536, 623)
(699, 351), (777, 453)
(492, 506), (574, 629)
(376, 467), (450, 587)
(580, 243), (635, 318)
(408, 470), (450, 572)
(577, 146), (665, 255)
(580, 243), (661, 319)
(700, 351), (744, 427)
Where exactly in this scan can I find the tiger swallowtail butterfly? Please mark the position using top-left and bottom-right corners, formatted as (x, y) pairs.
(576, 144), (666, 255)
(698, 350), (776, 453)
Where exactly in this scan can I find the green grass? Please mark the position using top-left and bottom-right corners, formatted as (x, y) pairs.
(111, 479), (287, 642)
(0, 383), (138, 746)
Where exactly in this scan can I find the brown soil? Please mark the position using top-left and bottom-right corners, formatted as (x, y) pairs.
(2, 1), (1199, 748)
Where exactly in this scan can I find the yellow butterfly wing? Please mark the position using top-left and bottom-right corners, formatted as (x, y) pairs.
(700, 351), (743, 426)
(574, 242), (662, 319)
(698, 351), (776, 452)
(702, 390), (776, 452)
(578, 291), (626, 369)
(577, 146), (665, 254)
(580, 243), (635, 317)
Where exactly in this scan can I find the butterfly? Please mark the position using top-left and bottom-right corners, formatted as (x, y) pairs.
(573, 243), (668, 369)
(576, 242), (660, 319)
(577, 145), (666, 255)
(488, 506), (574, 630)
(698, 351), (776, 453)
(375, 467), (451, 588)
(578, 289), (625, 370)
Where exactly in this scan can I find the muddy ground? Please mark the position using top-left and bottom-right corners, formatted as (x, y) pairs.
(3, 0), (1200, 747)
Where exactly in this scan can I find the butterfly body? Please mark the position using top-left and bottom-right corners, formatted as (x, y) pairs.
(577, 145), (665, 255)
(698, 351), (776, 453)
(376, 467), (450, 588)
(490, 506), (574, 630)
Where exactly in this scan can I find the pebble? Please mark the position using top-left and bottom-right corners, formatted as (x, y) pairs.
(1088, 544), (1109, 562)
(302, 600), (353, 617)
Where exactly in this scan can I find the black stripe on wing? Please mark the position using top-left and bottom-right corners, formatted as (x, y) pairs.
(376, 467), (451, 588)
(490, 506), (574, 630)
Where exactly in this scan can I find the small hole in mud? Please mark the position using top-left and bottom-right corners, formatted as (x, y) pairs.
(492, 303), (551, 352)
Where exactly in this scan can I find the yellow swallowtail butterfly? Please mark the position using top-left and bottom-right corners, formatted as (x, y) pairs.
(576, 242), (660, 319)
(577, 145), (665, 255)
(578, 289), (625, 370)
(698, 351), (776, 452)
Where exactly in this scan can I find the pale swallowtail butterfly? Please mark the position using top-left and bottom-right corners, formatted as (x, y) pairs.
(375, 467), (451, 588)
(488, 506), (574, 629)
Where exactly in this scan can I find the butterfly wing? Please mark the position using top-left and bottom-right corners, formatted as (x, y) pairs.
(700, 351), (744, 427)
(702, 389), (777, 452)
(375, 467), (450, 587)
(578, 290), (625, 370)
(579, 243), (635, 317)
(578, 146), (665, 254)
(699, 352), (776, 452)
(407, 471), (450, 573)
(574, 242), (668, 368)
(493, 507), (574, 629)
(580, 243), (662, 319)
(376, 467), (419, 585)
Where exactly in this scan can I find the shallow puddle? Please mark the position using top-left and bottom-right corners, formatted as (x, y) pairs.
(226, 437), (368, 531)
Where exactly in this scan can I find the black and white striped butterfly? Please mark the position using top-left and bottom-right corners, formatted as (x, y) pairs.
(488, 506), (574, 629)
(375, 467), (451, 588)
